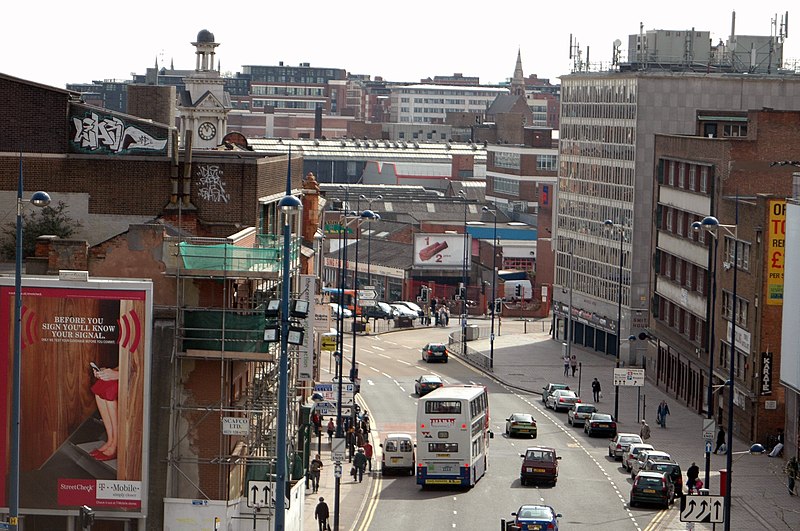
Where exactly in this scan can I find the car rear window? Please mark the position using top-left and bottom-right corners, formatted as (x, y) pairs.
(525, 450), (554, 461)
(577, 405), (595, 412)
(428, 345), (446, 352)
(621, 436), (642, 443)
(519, 507), (552, 519)
(651, 463), (680, 475)
(637, 476), (663, 487)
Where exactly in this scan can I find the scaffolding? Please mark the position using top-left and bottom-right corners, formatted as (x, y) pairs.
(164, 232), (303, 507)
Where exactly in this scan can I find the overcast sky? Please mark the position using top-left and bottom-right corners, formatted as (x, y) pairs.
(6, 1), (797, 88)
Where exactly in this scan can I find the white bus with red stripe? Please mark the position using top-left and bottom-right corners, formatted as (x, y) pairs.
(416, 385), (490, 487)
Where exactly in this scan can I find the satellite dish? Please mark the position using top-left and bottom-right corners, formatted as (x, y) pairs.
(614, 39), (622, 48)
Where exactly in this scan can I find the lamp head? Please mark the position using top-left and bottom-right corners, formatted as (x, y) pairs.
(278, 194), (302, 211)
(691, 221), (702, 232)
(373, 213), (381, 221)
(628, 335), (637, 341)
(360, 209), (376, 220)
(603, 219), (614, 227)
(30, 191), (51, 208)
(700, 216), (720, 228)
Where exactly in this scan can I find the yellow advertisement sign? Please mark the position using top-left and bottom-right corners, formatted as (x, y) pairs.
(767, 200), (786, 305)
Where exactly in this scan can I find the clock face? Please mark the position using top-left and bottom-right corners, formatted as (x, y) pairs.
(198, 121), (216, 140)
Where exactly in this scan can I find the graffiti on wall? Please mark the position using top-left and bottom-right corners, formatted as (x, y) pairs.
(196, 165), (230, 203)
(71, 111), (168, 154)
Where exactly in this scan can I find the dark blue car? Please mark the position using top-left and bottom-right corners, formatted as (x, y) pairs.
(511, 504), (561, 530)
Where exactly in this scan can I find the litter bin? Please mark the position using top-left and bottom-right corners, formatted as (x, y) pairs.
(465, 324), (480, 341)
(352, 321), (367, 333)
(719, 469), (727, 496)
(396, 316), (413, 328)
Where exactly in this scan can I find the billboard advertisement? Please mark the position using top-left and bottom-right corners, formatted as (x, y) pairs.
(1, 276), (152, 516)
(413, 234), (471, 269)
(767, 199), (786, 305)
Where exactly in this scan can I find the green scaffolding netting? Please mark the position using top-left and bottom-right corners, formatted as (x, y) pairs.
(183, 309), (271, 353)
(179, 242), (290, 273)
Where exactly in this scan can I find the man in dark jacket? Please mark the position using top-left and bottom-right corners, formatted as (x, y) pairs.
(353, 447), (368, 482)
(686, 462), (700, 494)
(315, 497), (330, 531)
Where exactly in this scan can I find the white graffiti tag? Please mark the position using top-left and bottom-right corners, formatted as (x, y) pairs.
(197, 165), (230, 203)
(72, 112), (167, 153)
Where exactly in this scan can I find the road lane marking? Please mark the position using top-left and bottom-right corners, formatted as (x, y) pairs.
(367, 380), (374, 386)
(372, 345), (386, 351)
(398, 359), (412, 365)
(378, 353), (391, 359)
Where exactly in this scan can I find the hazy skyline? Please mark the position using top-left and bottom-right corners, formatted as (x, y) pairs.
(6, 1), (797, 89)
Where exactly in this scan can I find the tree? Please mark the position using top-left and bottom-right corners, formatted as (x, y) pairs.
(1, 201), (82, 259)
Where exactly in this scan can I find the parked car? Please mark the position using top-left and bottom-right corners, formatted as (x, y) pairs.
(630, 450), (672, 478)
(519, 446), (561, 486)
(643, 460), (684, 497)
(329, 302), (352, 319)
(421, 343), (448, 363)
(414, 374), (443, 396)
(567, 403), (597, 427)
(546, 389), (581, 411)
(630, 470), (676, 509)
(511, 505), (561, 531)
(363, 301), (395, 321)
(608, 433), (644, 460)
(390, 303), (418, 321)
(622, 443), (655, 472)
(584, 413), (617, 437)
(393, 300), (425, 319)
(505, 413), (537, 438)
(542, 383), (570, 404)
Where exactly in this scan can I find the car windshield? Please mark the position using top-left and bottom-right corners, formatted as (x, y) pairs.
(637, 476), (664, 487)
(518, 507), (552, 519)
(420, 376), (441, 384)
(525, 450), (554, 461)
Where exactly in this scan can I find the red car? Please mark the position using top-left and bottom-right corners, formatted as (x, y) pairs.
(519, 446), (561, 486)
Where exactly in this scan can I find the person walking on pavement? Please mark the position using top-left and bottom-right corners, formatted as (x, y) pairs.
(686, 462), (700, 494)
(785, 456), (798, 496)
(563, 354), (570, 377)
(769, 428), (785, 457)
(592, 378), (602, 402)
(714, 427), (726, 454)
(570, 353), (578, 377)
(656, 400), (670, 428)
(640, 420), (651, 441)
(314, 497), (330, 531)
(353, 447), (368, 482)
(363, 440), (373, 472)
(309, 454), (323, 493)
(326, 418), (335, 444)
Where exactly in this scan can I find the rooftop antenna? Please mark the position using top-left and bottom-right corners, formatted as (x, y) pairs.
(612, 39), (622, 66)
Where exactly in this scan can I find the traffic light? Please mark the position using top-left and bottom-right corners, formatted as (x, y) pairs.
(514, 284), (522, 297)
(420, 286), (430, 303)
(79, 505), (95, 530)
(493, 298), (503, 315)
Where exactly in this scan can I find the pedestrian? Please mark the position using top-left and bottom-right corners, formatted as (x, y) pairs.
(563, 354), (570, 377)
(309, 453), (323, 493)
(640, 419), (651, 441)
(311, 412), (322, 438)
(686, 462), (700, 494)
(714, 427), (726, 454)
(314, 496), (330, 531)
(592, 378), (602, 402)
(769, 428), (785, 458)
(353, 447), (368, 482)
(656, 400), (670, 428)
(785, 456), (798, 496)
(570, 353), (578, 377)
(360, 412), (370, 434)
(362, 440), (373, 471)
(326, 418), (335, 443)
(355, 428), (365, 449)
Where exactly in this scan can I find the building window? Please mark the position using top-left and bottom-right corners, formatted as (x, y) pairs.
(696, 268), (704, 294)
(536, 154), (557, 171)
(665, 208), (673, 232)
(494, 151), (521, 170)
(668, 161), (676, 186)
(723, 124), (747, 137)
(722, 291), (748, 327)
(675, 259), (683, 284)
(724, 236), (750, 271)
(494, 177), (520, 195)
(678, 163), (686, 188)
(677, 211), (685, 236)
(689, 165), (697, 191)
(700, 166), (709, 193)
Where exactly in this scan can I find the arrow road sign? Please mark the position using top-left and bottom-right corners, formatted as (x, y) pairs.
(705, 441), (713, 454)
(680, 494), (724, 523)
(358, 289), (377, 300)
(247, 480), (272, 508)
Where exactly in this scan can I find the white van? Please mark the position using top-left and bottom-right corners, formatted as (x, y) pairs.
(380, 433), (415, 475)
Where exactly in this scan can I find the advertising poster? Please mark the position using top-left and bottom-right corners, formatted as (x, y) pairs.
(413, 234), (471, 269)
(1, 277), (151, 516)
(767, 199), (786, 305)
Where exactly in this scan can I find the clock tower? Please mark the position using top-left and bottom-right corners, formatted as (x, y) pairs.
(178, 29), (231, 148)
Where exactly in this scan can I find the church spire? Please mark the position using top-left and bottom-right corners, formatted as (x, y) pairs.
(511, 48), (525, 97)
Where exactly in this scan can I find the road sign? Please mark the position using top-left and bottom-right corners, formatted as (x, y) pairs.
(334, 463), (343, 478)
(680, 494), (724, 523)
(247, 480), (272, 508)
(332, 437), (346, 463)
(702, 418), (716, 441)
(705, 441), (713, 453)
(613, 368), (645, 386)
(313, 401), (353, 416)
(321, 333), (337, 352)
(358, 299), (377, 307)
(358, 289), (377, 300)
(313, 383), (355, 405)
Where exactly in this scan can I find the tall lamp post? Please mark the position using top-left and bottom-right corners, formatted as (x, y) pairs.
(459, 191), (470, 358)
(8, 155), (50, 531)
(693, 215), (738, 531)
(603, 219), (625, 422)
(691, 217), (720, 490)
(482, 206), (498, 370)
(275, 157), (302, 531)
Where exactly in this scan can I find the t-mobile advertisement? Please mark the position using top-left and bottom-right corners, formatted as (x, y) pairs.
(0, 277), (151, 516)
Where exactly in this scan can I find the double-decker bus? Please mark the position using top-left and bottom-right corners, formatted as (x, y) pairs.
(416, 385), (490, 487)
(322, 287), (362, 315)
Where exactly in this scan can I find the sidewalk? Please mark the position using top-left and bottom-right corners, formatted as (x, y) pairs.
(462, 317), (800, 530)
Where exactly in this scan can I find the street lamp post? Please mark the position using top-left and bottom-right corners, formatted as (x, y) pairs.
(482, 206), (498, 370)
(691, 218), (720, 490)
(275, 155), (302, 531)
(693, 215), (738, 531)
(9, 155), (50, 531)
(603, 220), (624, 422)
(459, 191), (469, 359)
(359, 194), (382, 325)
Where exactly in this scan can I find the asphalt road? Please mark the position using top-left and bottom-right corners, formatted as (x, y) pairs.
(345, 327), (670, 530)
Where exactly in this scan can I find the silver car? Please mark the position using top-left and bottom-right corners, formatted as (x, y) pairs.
(567, 403), (598, 427)
(546, 389), (580, 411)
(608, 433), (644, 460)
(630, 449), (672, 478)
(622, 443), (654, 472)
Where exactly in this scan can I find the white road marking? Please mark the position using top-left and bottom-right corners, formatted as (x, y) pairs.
(367, 380), (375, 386)
(398, 360), (412, 366)
(382, 372), (392, 378)
(372, 345), (386, 351)
(379, 353), (391, 359)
